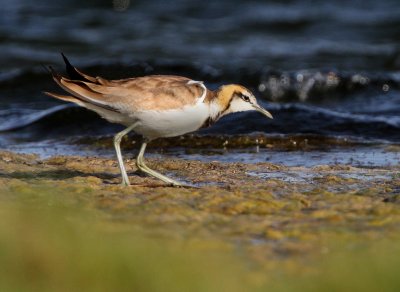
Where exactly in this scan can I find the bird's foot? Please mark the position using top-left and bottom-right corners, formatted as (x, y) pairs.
(121, 181), (130, 186)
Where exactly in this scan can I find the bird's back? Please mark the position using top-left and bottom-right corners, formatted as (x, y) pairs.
(103, 75), (206, 111)
(45, 54), (213, 113)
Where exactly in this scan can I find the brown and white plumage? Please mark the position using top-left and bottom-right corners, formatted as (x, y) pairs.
(45, 54), (273, 186)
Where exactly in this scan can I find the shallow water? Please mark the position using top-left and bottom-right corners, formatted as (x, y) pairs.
(4, 135), (399, 168)
(173, 147), (400, 167)
(247, 169), (393, 184)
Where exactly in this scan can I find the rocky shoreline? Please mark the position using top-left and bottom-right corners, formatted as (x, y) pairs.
(0, 150), (399, 289)
(1, 151), (399, 250)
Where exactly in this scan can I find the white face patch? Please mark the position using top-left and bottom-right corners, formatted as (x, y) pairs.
(224, 95), (257, 115)
(229, 98), (254, 112)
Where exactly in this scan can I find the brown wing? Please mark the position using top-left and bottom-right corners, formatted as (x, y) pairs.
(45, 55), (209, 112)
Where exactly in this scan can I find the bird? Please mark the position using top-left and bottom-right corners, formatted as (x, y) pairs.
(44, 54), (273, 187)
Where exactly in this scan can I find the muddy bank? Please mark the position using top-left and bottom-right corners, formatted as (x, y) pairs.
(1, 150), (399, 267)
(76, 133), (367, 151)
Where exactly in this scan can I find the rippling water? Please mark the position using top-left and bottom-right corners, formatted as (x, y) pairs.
(1, 0), (400, 160)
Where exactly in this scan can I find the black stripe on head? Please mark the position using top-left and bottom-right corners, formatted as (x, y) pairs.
(219, 90), (240, 115)
(236, 90), (251, 102)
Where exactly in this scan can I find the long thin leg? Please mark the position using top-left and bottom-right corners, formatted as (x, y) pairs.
(113, 123), (138, 186)
(136, 141), (182, 186)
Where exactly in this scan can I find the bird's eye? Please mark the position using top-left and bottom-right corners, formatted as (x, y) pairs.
(242, 94), (250, 102)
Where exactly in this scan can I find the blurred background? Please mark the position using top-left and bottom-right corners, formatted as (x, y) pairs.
(1, 0), (400, 156)
(1, 2), (400, 290)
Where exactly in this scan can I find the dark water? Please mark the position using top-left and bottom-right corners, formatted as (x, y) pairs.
(1, 0), (400, 161)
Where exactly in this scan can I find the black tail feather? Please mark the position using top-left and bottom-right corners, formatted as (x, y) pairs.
(48, 65), (62, 79)
(40, 63), (52, 75)
(41, 62), (63, 81)
(61, 53), (90, 82)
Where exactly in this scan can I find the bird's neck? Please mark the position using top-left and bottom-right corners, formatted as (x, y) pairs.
(205, 88), (233, 124)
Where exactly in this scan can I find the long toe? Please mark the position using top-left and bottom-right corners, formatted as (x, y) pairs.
(170, 180), (184, 187)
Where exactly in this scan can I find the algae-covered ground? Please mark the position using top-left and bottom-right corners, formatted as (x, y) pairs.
(0, 150), (400, 291)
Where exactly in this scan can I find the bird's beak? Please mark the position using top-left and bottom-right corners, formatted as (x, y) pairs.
(253, 104), (273, 119)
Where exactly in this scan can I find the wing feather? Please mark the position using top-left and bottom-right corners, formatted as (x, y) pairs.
(46, 55), (212, 113)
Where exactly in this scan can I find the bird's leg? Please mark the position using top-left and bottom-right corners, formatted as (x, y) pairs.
(113, 123), (138, 186)
(136, 140), (182, 186)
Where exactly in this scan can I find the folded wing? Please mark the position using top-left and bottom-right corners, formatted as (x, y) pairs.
(45, 54), (209, 114)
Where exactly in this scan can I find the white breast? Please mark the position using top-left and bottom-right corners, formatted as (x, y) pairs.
(132, 102), (210, 139)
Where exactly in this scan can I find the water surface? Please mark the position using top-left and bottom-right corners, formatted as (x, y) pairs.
(1, 0), (400, 164)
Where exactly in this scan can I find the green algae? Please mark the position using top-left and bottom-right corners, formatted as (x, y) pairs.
(0, 151), (400, 291)
(75, 133), (367, 151)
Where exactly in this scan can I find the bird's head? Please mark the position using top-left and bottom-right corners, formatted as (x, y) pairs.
(214, 84), (273, 119)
